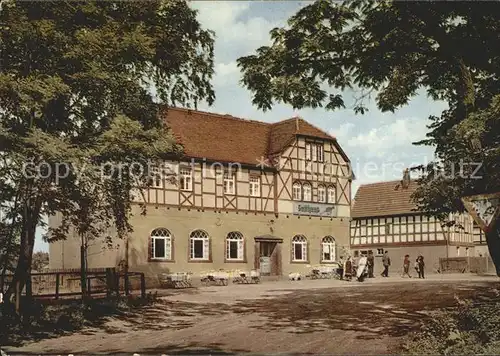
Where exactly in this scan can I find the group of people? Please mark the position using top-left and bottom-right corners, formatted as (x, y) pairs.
(402, 254), (426, 279)
(341, 250), (376, 281)
(340, 251), (426, 280)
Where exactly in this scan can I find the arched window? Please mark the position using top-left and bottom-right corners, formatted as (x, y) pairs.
(327, 186), (336, 203)
(226, 231), (244, 261)
(190, 230), (210, 260)
(292, 182), (302, 200)
(151, 228), (172, 260)
(303, 183), (312, 201)
(321, 236), (336, 262)
(318, 185), (326, 203)
(292, 235), (308, 262)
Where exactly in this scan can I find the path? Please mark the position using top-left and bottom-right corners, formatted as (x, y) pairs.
(6, 274), (500, 355)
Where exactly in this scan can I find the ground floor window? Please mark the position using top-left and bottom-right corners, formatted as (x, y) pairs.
(321, 236), (336, 262)
(226, 231), (244, 261)
(190, 230), (210, 260)
(150, 228), (172, 260)
(292, 235), (308, 262)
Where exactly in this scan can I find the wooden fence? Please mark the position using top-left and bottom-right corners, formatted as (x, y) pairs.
(439, 256), (496, 274)
(0, 268), (146, 302)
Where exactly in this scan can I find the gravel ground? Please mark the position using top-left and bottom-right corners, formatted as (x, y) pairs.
(6, 274), (500, 355)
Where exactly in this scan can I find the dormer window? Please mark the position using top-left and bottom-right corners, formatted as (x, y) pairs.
(306, 142), (324, 162)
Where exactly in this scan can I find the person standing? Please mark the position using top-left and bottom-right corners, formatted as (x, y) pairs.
(401, 254), (412, 278)
(381, 251), (391, 277)
(367, 250), (375, 278)
(417, 255), (425, 279)
(343, 256), (353, 281)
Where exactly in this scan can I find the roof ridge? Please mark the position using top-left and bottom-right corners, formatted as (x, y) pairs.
(167, 106), (271, 126)
(296, 117), (337, 140)
(360, 179), (416, 187)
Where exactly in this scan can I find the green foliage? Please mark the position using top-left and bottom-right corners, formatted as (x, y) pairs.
(0, 292), (161, 345)
(0, 0), (215, 295)
(238, 1), (500, 113)
(403, 294), (500, 355)
(238, 0), (500, 270)
(31, 252), (49, 272)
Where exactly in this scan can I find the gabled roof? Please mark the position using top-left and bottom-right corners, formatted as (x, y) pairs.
(351, 180), (419, 218)
(163, 107), (350, 167)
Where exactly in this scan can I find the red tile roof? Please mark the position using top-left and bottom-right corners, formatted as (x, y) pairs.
(351, 180), (419, 218)
(163, 107), (350, 166)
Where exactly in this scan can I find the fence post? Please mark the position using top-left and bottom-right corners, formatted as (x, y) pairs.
(15, 280), (20, 314)
(87, 276), (91, 296)
(106, 268), (113, 298)
(124, 273), (130, 296)
(115, 270), (120, 297)
(55, 273), (60, 300)
(140, 273), (146, 299)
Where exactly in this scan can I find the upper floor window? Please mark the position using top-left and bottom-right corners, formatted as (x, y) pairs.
(327, 186), (336, 203)
(224, 173), (235, 195)
(292, 235), (308, 262)
(318, 185), (326, 203)
(306, 142), (324, 162)
(150, 228), (172, 260)
(179, 167), (192, 191)
(293, 182), (302, 200)
(303, 183), (312, 201)
(249, 176), (260, 197)
(190, 229), (210, 260)
(226, 231), (244, 261)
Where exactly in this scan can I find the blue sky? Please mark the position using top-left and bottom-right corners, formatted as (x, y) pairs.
(34, 1), (447, 252)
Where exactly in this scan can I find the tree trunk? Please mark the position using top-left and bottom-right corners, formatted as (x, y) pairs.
(485, 216), (500, 277)
(4, 203), (39, 302)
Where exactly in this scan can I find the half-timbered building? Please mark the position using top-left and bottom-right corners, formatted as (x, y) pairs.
(350, 177), (475, 275)
(49, 108), (353, 282)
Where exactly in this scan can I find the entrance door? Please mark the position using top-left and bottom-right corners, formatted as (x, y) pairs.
(259, 242), (276, 275)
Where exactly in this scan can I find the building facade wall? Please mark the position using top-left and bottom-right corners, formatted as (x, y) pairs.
(350, 212), (475, 275)
(49, 133), (353, 279)
(351, 244), (449, 276)
(50, 206), (350, 284)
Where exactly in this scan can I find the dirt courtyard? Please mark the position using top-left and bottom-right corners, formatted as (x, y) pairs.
(6, 274), (500, 355)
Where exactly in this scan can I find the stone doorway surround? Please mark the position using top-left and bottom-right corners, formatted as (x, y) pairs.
(254, 235), (283, 276)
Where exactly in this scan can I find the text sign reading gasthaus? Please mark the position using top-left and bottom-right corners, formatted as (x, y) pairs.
(293, 203), (337, 217)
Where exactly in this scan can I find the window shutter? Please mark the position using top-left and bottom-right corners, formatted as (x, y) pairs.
(203, 239), (210, 260)
(237, 240), (244, 260)
(165, 238), (171, 260)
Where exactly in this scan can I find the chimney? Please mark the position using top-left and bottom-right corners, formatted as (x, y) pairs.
(401, 168), (410, 189)
(295, 116), (299, 131)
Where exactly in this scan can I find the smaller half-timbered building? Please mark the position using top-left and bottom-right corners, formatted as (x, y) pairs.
(350, 177), (475, 275)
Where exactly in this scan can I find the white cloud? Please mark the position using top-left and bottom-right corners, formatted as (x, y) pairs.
(330, 122), (354, 141)
(347, 117), (429, 158)
(212, 61), (239, 87)
(192, 2), (280, 60)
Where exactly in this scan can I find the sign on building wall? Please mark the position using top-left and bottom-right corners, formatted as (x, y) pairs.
(293, 202), (337, 217)
(462, 192), (500, 233)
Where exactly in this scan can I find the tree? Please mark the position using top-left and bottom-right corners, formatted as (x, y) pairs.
(0, 0), (215, 301)
(237, 0), (500, 273)
(31, 251), (48, 272)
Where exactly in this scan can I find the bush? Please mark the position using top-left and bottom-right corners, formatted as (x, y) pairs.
(403, 293), (500, 355)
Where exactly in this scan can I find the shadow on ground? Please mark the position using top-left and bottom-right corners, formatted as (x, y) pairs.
(229, 281), (499, 339)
